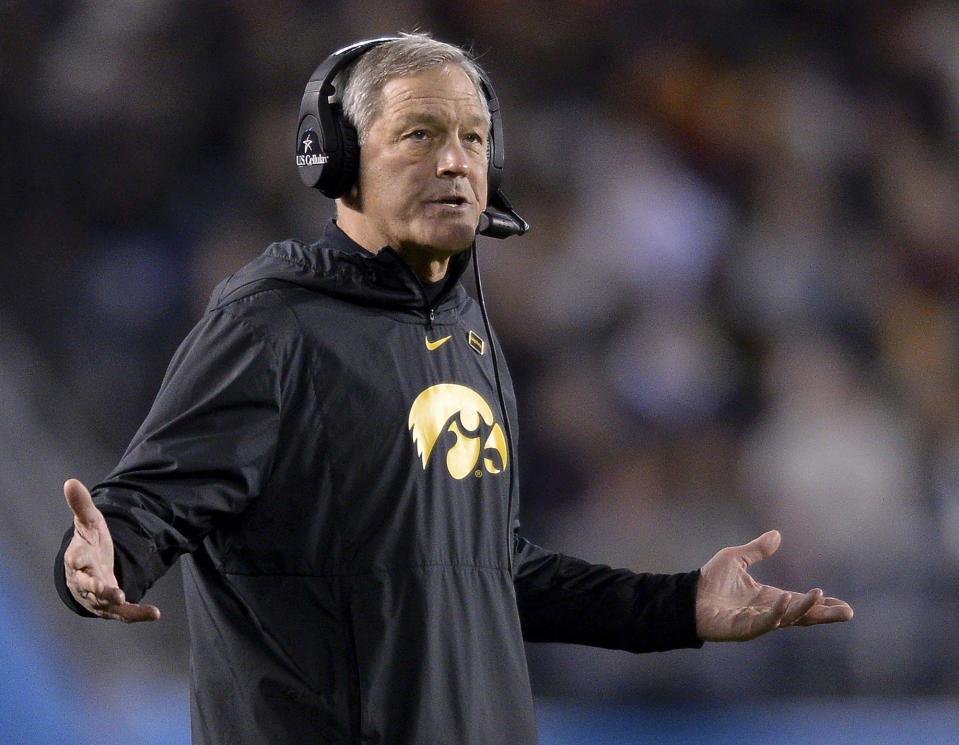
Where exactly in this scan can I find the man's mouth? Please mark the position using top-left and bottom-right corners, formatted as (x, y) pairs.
(433, 196), (468, 206)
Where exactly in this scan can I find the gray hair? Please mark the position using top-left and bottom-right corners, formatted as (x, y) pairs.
(339, 33), (491, 145)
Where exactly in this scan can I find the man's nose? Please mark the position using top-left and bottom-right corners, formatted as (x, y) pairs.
(436, 137), (471, 177)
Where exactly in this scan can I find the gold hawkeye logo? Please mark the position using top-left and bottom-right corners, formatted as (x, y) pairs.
(408, 384), (509, 479)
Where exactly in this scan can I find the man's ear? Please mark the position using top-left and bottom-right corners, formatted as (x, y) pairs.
(338, 180), (362, 211)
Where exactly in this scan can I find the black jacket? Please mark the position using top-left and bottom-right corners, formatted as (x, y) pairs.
(56, 221), (702, 744)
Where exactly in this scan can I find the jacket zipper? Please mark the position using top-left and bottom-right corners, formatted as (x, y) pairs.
(419, 267), (514, 574)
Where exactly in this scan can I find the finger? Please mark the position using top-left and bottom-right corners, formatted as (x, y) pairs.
(92, 587), (160, 623)
(65, 543), (119, 603)
(796, 597), (854, 625)
(96, 585), (128, 608)
(114, 602), (162, 624)
(745, 591), (790, 639)
(736, 530), (782, 568)
(64, 479), (101, 528)
(69, 573), (121, 606)
(90, 598), (161, 623)
(77, 584), (161, 623)
(68, 569), (107, 597)
(770, 591), (790, 623)
(779, 588), (822, 627)
(64, 542), (114, 590)
(821, 596), (854, 612)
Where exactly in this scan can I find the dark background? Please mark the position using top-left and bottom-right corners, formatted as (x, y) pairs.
(3, 1), (958, 741)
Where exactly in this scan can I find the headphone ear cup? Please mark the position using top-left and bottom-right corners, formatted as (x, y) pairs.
(323, 118), (359, 199)
(295, 114), (325, 190)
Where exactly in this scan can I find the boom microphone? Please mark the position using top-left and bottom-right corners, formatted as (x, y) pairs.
(478, 190), (529, 239)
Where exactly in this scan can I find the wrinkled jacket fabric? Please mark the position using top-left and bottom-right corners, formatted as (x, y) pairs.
(56, 221), (702, 745)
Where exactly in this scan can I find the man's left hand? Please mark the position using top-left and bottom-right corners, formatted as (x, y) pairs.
(695, 530), (853, 642)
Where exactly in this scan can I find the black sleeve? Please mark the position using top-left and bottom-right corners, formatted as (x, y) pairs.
(512, 533), (703, 653)
(54, 305), (280, 613)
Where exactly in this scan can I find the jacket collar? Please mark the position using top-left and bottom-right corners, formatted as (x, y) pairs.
(209, 220), (471, 316)
(318, 220), (473, 311)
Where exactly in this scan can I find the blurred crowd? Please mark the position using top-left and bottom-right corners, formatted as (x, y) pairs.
(3, 0), (959, 715)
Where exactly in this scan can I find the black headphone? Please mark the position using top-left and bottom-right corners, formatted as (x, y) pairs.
(296, 37), (528, 239)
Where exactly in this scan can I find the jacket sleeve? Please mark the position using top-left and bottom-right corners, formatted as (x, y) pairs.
(512, 532), (704, 653)
(54, 305), (280, 612)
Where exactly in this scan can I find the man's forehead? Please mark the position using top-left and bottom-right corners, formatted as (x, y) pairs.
(390, 107), (489, 130)
(378, 66), (487, 116)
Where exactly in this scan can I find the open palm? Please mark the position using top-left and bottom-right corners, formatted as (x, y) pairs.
(695, 530), (853, 642)
(63, 478), (161, 623)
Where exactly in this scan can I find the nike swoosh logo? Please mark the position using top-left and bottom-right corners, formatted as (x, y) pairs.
(425, 334), (452, 351)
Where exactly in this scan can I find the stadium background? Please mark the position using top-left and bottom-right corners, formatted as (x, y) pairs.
(3, 1), (958, 742)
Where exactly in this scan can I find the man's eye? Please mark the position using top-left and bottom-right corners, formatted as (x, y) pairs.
(409, 129), (430, 140)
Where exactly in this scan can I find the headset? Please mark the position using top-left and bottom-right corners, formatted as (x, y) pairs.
(295, 36), (528, 239)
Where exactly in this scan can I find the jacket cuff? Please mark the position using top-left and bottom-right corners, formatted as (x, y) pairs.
(96, 507), (160, 604)
(622, 569), (704, 653)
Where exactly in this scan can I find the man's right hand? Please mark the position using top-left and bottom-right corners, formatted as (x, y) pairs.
(63, 478), (161, 623)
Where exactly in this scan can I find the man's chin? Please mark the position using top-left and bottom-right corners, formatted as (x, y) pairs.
(417, 221), (479, 256)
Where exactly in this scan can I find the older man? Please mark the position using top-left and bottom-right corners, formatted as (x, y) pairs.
(56, 34), (851, 745)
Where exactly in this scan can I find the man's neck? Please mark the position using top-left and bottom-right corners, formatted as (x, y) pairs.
(392, 245), (450, 283)
(335, 213), (451, 282)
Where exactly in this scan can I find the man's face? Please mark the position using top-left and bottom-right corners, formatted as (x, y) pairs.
(350, 64), (489, 261)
